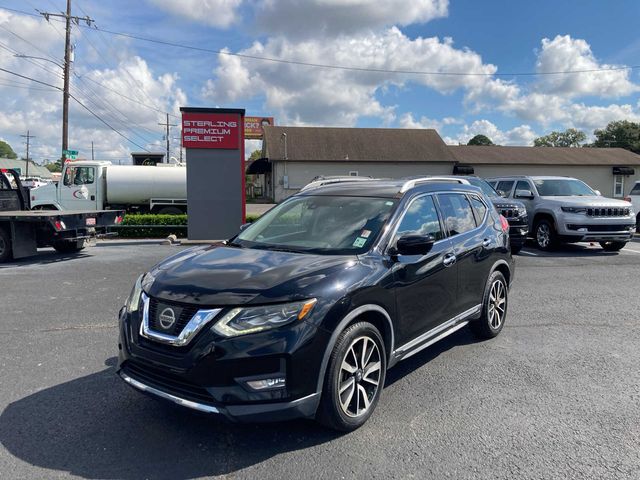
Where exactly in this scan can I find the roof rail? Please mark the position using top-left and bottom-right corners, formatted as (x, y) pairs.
(300, 176), (379, 192)
(399, 176), (471, 193)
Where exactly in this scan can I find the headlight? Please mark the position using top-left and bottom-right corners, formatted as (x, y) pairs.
(125, 274), (144, 312)
(516, 206), (526, 217)
(212, 299), (317, 337)
(561, 206), (587, 214)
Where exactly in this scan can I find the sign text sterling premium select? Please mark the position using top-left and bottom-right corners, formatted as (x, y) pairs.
(181, 112), (240, 149)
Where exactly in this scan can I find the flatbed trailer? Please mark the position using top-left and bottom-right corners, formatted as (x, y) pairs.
(0, 169), (123, 262)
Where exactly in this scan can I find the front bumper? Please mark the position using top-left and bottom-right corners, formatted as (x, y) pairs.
(117, 303), (329, 422)
(559, 221), (636, 242)
(119, 369), (320, 422)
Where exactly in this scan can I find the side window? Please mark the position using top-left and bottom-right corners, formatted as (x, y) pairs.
(437, 193), (477, 236)
(496, 180), (515, 197)
(395, 195), (443, 241)
(631, 183), (640, 195)
(469, 195), (488, 225)
(63, 167), (94, 186)
(515, 180), (530, 193)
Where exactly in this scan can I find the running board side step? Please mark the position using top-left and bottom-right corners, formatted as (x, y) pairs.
(391, 304), (480, 363)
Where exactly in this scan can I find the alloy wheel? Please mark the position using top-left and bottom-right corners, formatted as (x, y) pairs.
(338, 336), (382, 418)
(488, 279), (506, 329)
(536, 223), (550, 248)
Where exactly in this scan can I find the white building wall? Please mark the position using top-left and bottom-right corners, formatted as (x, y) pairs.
(472, 164), (640, 199)
(272, 161), (455, 202)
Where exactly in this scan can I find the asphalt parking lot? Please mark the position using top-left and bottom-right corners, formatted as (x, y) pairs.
(1, 239), (639, 479)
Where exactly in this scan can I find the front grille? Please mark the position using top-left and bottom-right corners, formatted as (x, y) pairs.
(495, 204), (523, 219)
(148, 298), (199, 337)
(587, 207), (630, 217)
(122, 361), (216, 405)
(567, 224), (635, 232)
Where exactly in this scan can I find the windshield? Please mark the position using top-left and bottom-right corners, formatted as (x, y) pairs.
(534, 179), (596, 196)
(235, 195), (398, 254)
(466, 177), (499, 197)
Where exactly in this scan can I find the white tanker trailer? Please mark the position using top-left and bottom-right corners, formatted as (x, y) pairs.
(30, 160), (188, 214)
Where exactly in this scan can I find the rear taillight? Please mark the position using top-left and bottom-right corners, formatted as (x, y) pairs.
(53, 220), (67, 231)
(499, 215), (509, 232)
(115, 215), (123, 224)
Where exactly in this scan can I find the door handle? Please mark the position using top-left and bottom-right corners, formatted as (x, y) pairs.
(443, 253), (456, 267)
(90, 195), (95, 201)
(482, 238), (491, 247)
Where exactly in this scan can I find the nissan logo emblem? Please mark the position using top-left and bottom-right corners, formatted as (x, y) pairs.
(158, 307), (176, 330)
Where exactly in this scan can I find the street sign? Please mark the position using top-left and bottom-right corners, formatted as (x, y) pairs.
(63, 149), (78, 159)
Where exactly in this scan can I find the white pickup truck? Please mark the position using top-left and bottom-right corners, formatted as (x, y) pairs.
(30, 160), (187, 214)
(625, 181), (640, 231)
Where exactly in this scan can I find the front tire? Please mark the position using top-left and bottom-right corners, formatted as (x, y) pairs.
(599, 241), (627, 252)
(316, 322), (386, 432)
(534, 218), (557, 251)
(470, 271), (508, 339)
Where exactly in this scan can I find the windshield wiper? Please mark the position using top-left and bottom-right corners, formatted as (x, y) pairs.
(226, 240), (244, 248)
(255, 245), (306, 253)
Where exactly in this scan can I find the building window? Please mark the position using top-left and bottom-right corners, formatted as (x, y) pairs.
(613, 175), (624, 197)
(349, 171), (359, 177)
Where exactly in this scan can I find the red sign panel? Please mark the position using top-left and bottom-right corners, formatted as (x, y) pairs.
(244, 116), (274, 139)
(182, 112), (241, 149)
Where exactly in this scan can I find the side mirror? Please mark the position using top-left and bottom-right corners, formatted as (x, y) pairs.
(239, 223), (251, 231)
(394, 234), (436, 256)
(594, 190), (601, 196)
(514, 189), (534, 199)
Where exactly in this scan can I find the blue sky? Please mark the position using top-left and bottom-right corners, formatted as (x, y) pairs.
(1, 0), (639, 162)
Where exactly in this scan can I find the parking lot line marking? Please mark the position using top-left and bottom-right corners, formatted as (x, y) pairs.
(519, 250), (538, 256)
(620, 247), (640, 254)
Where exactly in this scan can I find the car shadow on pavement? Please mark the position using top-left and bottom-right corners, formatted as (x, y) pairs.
(384, 326), (480, 387)
(0, 250), (90, 268)
(0, 358), (339, 479)
(0, 329), (481, 479)
(520, 241), (622, 258)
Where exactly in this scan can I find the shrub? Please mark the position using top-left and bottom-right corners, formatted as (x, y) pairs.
(113, 214), (187, 238)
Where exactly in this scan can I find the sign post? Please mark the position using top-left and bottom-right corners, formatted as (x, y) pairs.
(180, 107), (245, 240)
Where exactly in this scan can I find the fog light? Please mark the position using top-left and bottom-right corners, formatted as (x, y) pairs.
(246, 377), (286, 390)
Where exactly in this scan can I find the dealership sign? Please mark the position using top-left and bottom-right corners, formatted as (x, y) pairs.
(182, 112), (241, 149)
(244, 116), (274, 139)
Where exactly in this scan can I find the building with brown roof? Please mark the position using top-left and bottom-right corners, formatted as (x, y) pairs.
(254, 126), (640, 202)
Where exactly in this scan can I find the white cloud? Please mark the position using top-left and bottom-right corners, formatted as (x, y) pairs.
(147, 0), (243, 28)
(398, 113), (442, 130)
(535, 35), (638, 98)
(256, 0), (448, 38)
(203, 28), (495, 126)
(445, 119), (537, 146)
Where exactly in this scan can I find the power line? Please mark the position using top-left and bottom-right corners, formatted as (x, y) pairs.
(0, 66), (150, 152)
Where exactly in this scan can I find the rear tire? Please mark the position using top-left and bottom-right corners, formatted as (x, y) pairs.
(316, 322), (386, 432)
(0, 227), (12, 262)
(534, 218), (557, 251)
(599, 241), (627, 252)
(53, 239), (86, 254)
(156, 206), (183, 215)
(470, 271), (508, 339)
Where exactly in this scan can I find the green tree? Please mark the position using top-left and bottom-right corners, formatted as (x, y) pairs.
(247, 149), (262, 162)
(0, 140), (18, 159)
(591, 120), (640, 153)
(533, 128), (586, 147)
(467, 134), (494, 146)
(45, 162), (61, 173)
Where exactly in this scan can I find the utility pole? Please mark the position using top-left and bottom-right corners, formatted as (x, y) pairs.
(158, 113), (176, 163)
(91, 141), (94, 160)
(39, 1), (94, 162)
(20, 130), (35, 177)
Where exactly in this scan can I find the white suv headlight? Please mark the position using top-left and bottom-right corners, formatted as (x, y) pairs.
(213, 299), (317, 337)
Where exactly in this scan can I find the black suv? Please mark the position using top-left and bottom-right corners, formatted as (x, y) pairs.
(118, 179), (514, 431)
